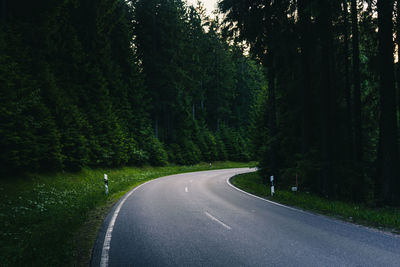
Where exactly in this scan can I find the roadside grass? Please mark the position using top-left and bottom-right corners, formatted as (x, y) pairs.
(231, 172), (400, 234)
(0, 161), (254, 266)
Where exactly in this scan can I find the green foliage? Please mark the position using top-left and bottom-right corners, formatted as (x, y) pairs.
(215, 133), (228, 161)
(144, 135), (168, 166)
(0, 0), (154, 173)
(133, 0), (262, 165)
(0, 33), (63, 173)
(194, 127), (218, 162)
(1, 0), (262, 174)
(180, 139), (202, 165)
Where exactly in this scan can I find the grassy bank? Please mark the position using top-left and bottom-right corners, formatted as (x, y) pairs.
(0, 162), (254, 266)
(231, 172), (400, 234)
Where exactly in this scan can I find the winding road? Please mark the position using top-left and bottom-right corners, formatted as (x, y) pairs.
(91, 168), (400, 266)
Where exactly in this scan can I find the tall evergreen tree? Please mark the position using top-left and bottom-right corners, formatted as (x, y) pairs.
(351, 0), (363, 164)
(377, 0), (400, 204)
(342, 0), (354, 161)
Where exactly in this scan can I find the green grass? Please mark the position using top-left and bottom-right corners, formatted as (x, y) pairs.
(0, 161), (254, 266)
(231, 172), (400, 234)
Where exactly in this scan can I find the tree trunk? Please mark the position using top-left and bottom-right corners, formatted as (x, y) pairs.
(397, 0), (400, 128)
(351, 0), (363, 163)
(377, 0), (400, 205)
(267, 52), (278, 181)
(351, 0), (365, 201)
(343, 0), (354, 160)
(192, 103), (195, 120)
(154, 116), (158, 139)
(298, 0), (312, 155)
(319, 0), (335, 197)
(1, 0), (6, 24)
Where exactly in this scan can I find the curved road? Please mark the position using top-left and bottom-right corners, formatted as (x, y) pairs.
(91, 168), (400, 266)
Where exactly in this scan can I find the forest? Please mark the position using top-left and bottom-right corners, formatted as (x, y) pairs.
(0, 0), (263, 172)
(1, 0), (399, 206)
(219, 0), (400, 206)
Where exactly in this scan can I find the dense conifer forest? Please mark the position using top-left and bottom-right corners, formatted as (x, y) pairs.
(1, 0), (400, 206)
(0, 0), (263, 173)
(219, 0), (400, 205)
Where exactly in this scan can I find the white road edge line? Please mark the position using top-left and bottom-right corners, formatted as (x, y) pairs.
(185, 186), (188, 193)
(226, 174), (400, 237)
(204, 211), (232, 230)
(100, 179), (155, 267)
(226, 175), (303, 213)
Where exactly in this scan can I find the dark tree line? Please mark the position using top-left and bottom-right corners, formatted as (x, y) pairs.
(3, 0), (397, 206)
(0, 0), (264, 175)
(220, 0), (400, 205)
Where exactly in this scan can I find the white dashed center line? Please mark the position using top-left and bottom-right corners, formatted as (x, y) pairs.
(185, 187), (188, 193)
(204, 211), (232, 230)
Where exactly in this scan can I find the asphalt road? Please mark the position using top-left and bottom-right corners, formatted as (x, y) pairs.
(91, 168), (400, 266)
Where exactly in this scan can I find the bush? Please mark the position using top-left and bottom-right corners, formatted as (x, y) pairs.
(215, 134), (227, 161)
(144, 135), (168, 166)
(167, 143), (183, 164)
(194, 128), (217, 162)
(180, 139), (202, 165)
(168, 139), (202, 165)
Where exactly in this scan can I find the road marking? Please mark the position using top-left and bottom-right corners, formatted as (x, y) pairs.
(225, 174), (399, 237)
(100, 179), (155, 267)
(226, 176), (305, 213)
(204, 211), (232, 230)
(190, 180), (193, 183)
(185, 187), (188, 193)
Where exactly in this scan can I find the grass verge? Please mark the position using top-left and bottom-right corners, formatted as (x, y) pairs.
(0, 161), (255, 266)
(231, 172), (400, 234)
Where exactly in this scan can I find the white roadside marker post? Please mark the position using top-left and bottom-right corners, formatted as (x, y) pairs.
(104, 174), (109, 195)
(270, 175), (275, 196)
(292, 173), (298, 192)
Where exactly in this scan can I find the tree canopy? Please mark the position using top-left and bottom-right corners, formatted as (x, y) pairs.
(0, 0), (264, 174)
